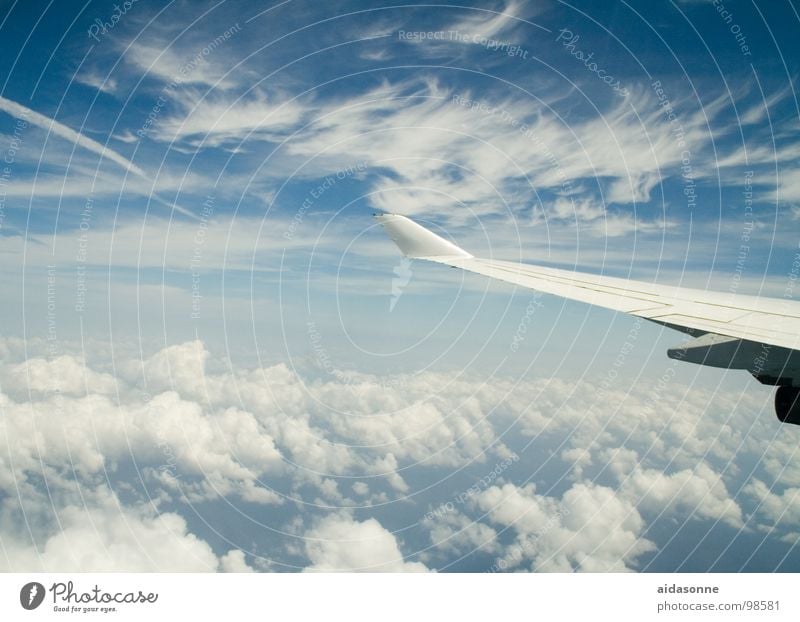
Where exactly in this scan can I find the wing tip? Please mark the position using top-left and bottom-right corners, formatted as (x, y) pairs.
(374, 213), (472, 259)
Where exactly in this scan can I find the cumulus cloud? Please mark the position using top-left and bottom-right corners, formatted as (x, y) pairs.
(303, 514), (429, 572)
(620, 463), (743, 528)
(744, 479), (800, 529)
(0, 487), (225, 572)
(219, 549), (256, 573)
(126, 341), (509, 476)
(0, 337), (797, 572)
(423, 510), (499, 556)
(0, 350), (285, 507)
(1, 355), (118, 398)
(475, 481), (655, 572)
(0, 338), (517, 571)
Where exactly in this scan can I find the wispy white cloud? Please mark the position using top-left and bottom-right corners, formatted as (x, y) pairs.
(122, 28), (245, 91)
(775, 168), (800, 203)
(739, 86), (792, 126)
(157, 89), (305, 144)
(443, 0), (528, 42)
(0, 95), (145, 177)
(74, 70), (118, 95)
(273, 79), (708, 217)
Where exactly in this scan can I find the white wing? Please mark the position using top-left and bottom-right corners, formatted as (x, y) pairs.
(375, 213), (800, 424)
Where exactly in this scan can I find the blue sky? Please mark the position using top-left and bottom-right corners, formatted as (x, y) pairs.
(0, 0), (799, 573)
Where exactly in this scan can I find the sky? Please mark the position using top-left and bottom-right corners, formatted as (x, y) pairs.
(0, 0), (799, 572)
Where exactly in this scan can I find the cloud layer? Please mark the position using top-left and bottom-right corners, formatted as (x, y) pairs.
(1, 338), (798, 572)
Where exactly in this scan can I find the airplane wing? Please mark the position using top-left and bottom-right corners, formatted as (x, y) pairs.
(375, 213), (800, 425)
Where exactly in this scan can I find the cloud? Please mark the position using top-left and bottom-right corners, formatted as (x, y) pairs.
(423, 510), (499, 556)
(75, 71), (118, 95)
(123, 27), (244, 91)
(265, 79), (719, 220)
(620, 463), (743, 528)
(125, 341), (510, 475)
(444, 0), (526, 42)
(529, 195), (671, 237)
(1, 354), (118, 398)
(0, 213), (315, 281)
(0, 348), (285, 506)
(475, 481), (656, 571)
(739, 86), (791, 126)
(1, 336), (797, 572)
(139, 65), (800, 235)
(503, 376), (759, 472)
(775, 168), (800, 203)
(0, 95), (145, 177)
(744, 479), (800, 529)
(303, 514), (429, 572)
(156, 89), (306, 145)
(0, 338), (513, 513)
(401, 0), (542, 64)
(219, 549), (256, 572)
(0, 487), (225, 572)
(4, 0), (800, 576)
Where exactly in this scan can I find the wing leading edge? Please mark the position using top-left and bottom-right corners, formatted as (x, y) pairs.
(375, 213), (800, 426)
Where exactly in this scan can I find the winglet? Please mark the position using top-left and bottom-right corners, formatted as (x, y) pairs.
(374, 213), (472, 259)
